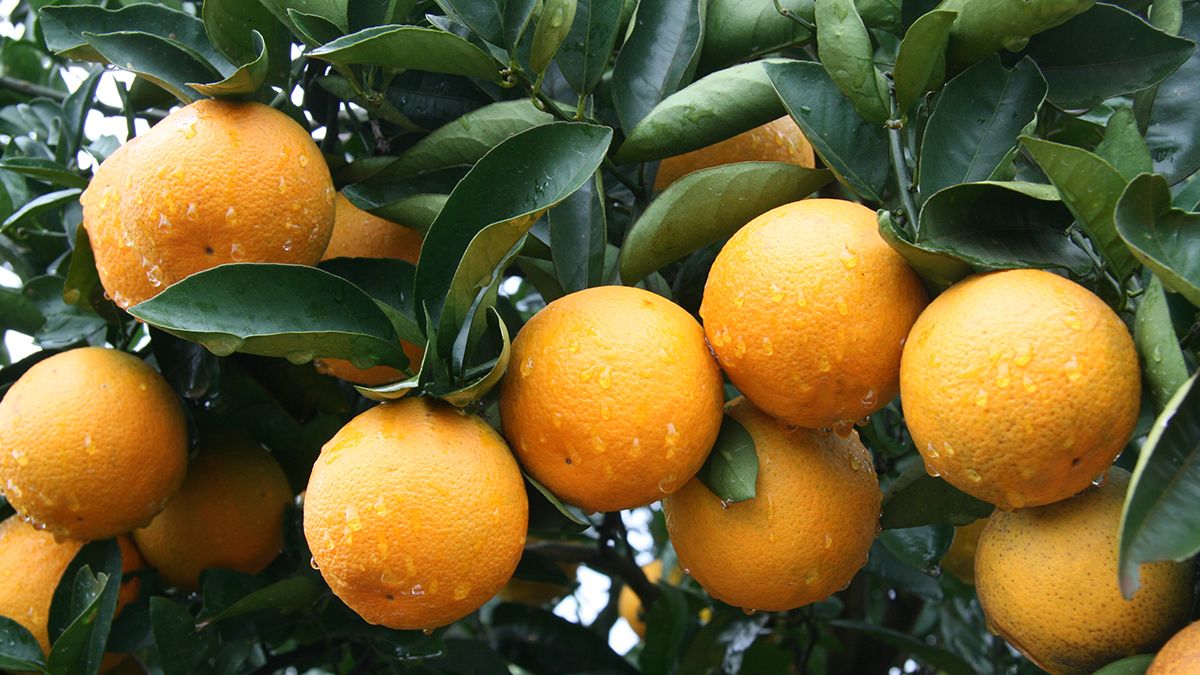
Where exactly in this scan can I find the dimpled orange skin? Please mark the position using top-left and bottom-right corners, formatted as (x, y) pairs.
(0, 347), (188, 541)
(974, 469), (1194, 675)
(900, 269), (1141, 510)
(1148, 621), (1200, 674)
(0, 515), (145, 662)
(132, 428), (293, 592)
(662, 397), (881, 612)
(653, 116), (816, 191)
(80, 98), (335, 309)
(700, 199), (929, 431)
(499, 286), (725, 513)
(304, 397), (528, 631)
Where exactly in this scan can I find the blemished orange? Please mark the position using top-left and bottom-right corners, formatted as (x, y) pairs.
(939, 517), (990, 585)
(654, 115), (816, 191)
(974, 469), (1193, 675)
(499, 285), (725, 513)
(700, 199), (929, 432)
(1148, 621), (1200, 674)
(80, 98), (335, 309)
(0, 347), (189, 541)
(900, 269), (1141, 510)
(0, 515), (145, 662)
(132, 427), (292, 592)
(662, 396), (881, 612)
(304, 397), (528, 630)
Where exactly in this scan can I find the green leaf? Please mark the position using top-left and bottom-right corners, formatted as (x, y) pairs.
(916, 181), (1090, 274)
(698, 0), (812, 73)
(1145, 1), (1200, 185)
(641, 584), (690, 675)
(1019, 136), (1140, 280)
(610, 0), (705, 131)
(765, 60), (889, 201)
(893, 9), (956, 114)
(490, 604), (640, 675)
(548, 172), (606, 294)
(0, 286), (46, 336)
(364, 195), (448, 238)
(877, 210), (973, 293)
(614, 59), (790, 165)
(828, 620), (975, 675)
(525, 473), (591, 533)
(206, 576), (320, 624)
(918, 56), (1047, 202)
(433, 0), (505, 47)
(1092, 655), (1155, 675)
(309, 25), (503, 82)
(259, 0), (348, 34)
(618, 162), (832, 283)
(0, 188), (82, 235)
(556, 0), (624, 97)
(39, 4), (231, 71)
(316, 257), (425, 347)
(0, 616), (46, 674)
(878, 525), (954, 574)
(1013, 3), (1194, 111)
(1095, 107), (1154, 182)
(530, 0), (578, 74)
(1134, 274), (1189, 413)
(674, 611), (768, 675)
(694, 415), (758, 503)
(1119, 373), (1200, 598)
(23, 276), (107, 349)
(938, 0), (1100, 74)
(127, 263), (411, 371)
(435, 307), (511, 406)
(188, 31), (269, 99)
(150, 597), (218, 675)
(0, 158), (87, 189)
(1115, 173), (1200, 308)
(880, 459), (994, 529)
(287, 10), (345, 46)
(202, 0), (290, 86)
(76, 31), (224, 104)
(46, 545), (120, 675)
(815, 0), (889, 125)
(862, 539), (943, 602)
(313, 76), (424, 133)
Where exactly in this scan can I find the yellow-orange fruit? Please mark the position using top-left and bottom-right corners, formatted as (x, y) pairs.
(1148, 621), (1200, 675)
(940, 517), (990, 585)
(663, 397), (880, 612)
(499, 285), (724, 513)
(132, 427), (292, 592)
(304, 397), (528, 630)
(700, 199), (929, 431)
(654, 116), (816, 191)
(975, 469), (1194, 675)
(0, 347), (188, 541)
(80, 98), (335, 309)
(900, 269), (1141, 510)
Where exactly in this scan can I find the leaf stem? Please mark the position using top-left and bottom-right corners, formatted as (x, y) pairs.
(886, 78), (920, 233)
(773, 0), (817, 33)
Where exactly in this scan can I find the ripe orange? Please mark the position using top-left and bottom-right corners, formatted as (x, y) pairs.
(499, 285), (724, 513)
(1148, 620), (1200, 674)
(0, 515), (145, 662)
(700, 198), (929, 432)
(304, 397), (528, 630)
(900, 269), (1141, 510)
(654, 116), (816, 190)
(132, 427), (293, 592)
(0, 347), (189, 541)
(974, 468), (1193, 675)
(939, 517), (989, 585)
(662, 396), (880, 612)
(80, 98), (335, 309)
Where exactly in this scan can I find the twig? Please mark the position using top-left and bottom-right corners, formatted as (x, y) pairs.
(525, 539), (662, 609)
(0, 75), (168, 122)
(886, 77), (920, 234)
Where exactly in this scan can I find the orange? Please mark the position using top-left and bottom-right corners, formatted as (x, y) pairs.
(974, 468), (1193, 675)
(132, 427), (293, 592)
(654, 116), (816, 191)
(700, 198), (929, 432)
(80, 98), (335, 309)
(0, 347), (189, 541)
(0, 515), (145, 663)
(499, 285), (724, 513)
(304, 397), (528, 630)
(662, 396), (880, 612)
(617, 559), (686, 638)
(939, 517), (990, 585)
(900, 269), (1141, 510)
(1148, 621), (1200, 674)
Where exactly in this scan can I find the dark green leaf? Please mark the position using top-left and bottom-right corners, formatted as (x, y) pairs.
(1115, 173), (1200, 307)
(433, 638), (513, 675)
(641, 584), (690, 675)
(0, 158), (87, 189)
(698, 0), (812, 74)
(504, 0), (540, 53)
(433, 0), (505, 46)
(0, 616), (46, 673)
(815, 0), (889, 124)
(674, 611), (767, 675)
(766, 60), (889, 201)
(880, 459), (994, 529)
(207, 576), (320, 624)
(435, 308), (511, 406)
(1095, 107), (1154, 181)
(938, 0), (1100, 75)
(525, 473), (591, 533)
(48, 538), (121, 648)
(557, 0), (624, 96)
(1119, 372), (1200, 597)
(610, 0), (704, 131)
(363, 195), (448, 238)
(893, 9), (956, 114)
(828, 620), (974, 675)
(309, 26), (503, 82)
(490, 603), (640, 675)
(877, 210), (973, 293)
(918, 56), (1047, 202)
(862, 539), (943, 602)
(694, 415), (758, 503)
(317, 257), (423, 346)
(287, 10), (345, 47)
(314, 76), (425, 133)
(1134, 274), (1188, 413)
(76, 31), (224, 104)
(1145, 1), (1200, 185)
(39, 4), (230, 70)
(511, 550), (574, 586)
(548, 173), (606, 294)
(203, 0), (290, 86)
(878, 525), (954, 574)
(0, 188), (82, 234)
(1013, 3), (1194, 111)
(47, 545), (120, 675)
(150, 597), (217, 675)
(614, 59), (789, 165)
(127, 263), (411, 371)
(619, 163), (832, 283)
(188, 31), (269, 99)
(23, 276), (107, 349)
(0, 286), (46, 336)
(1092, 655), (1154, 675)
(531, 0), (578, 74)
(259, 0), (348, 34)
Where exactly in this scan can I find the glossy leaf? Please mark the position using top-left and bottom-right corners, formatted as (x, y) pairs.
(0, 188), (81, 234)
(698, 0), (812, 73)
(548, 172), (606, 294)
(880, 459), (995, 530)
(641, 584), (690, 675)
(1092, 655), (1154, 675)
(0, 616), (46, 673)
(317, 257), (424, 347)
(815, 0), (889, 124)
(0, 158), (88, 189)
(1095, 107), (1153, 181)
(938, 0), (1100, 74)
(491, 604), (640, 675)
(766, 60), (889, 201)
(694, 415), (757, 503)
(877, 210), (973, 293)
(47, 553), (119, 675)
(39, 4), (230, 70)
(610, 0), (704, 131)
(1119, 373), (1200, 597)
(614, 59), (789, 165)
(862, 539), (943, 602)
(1145, 1), (1200, 185)
(258, 0), (347, 33)
(366, 195), (448, 238)
(23, 276), (107, 349)
(618, 162), (832, 283)
(206, 576), (321, 624)
(1115, 173), (1200, 308)
(309, 26), (503, 82)
(893, 9), (956, 114)
(433, 0), (505, 47)
(828, 620), (974, 675)
(75, 31), (223, 104)
(313, 76), (424, 133)
(524, 474), (591, 532)
(916, 182), (1089, 274)
(1134, 274), (1189, 412)
(918, 56), (1047, 202)
(531, 0), (578, 74)
(1019, 136), (1139, 280)
(674, 611), (768, 675)
(438, 308), (511, 406)
(556, 0), (624, 96)
(287, 10), (344, 46)
(879, 525), (954, 574)
(202, 0), (289, 83)
(188, 30), (269, 99)
(150, 597), (217, 675)
(1013, 3), (1194, 111)
(128, 263), (411, 371)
